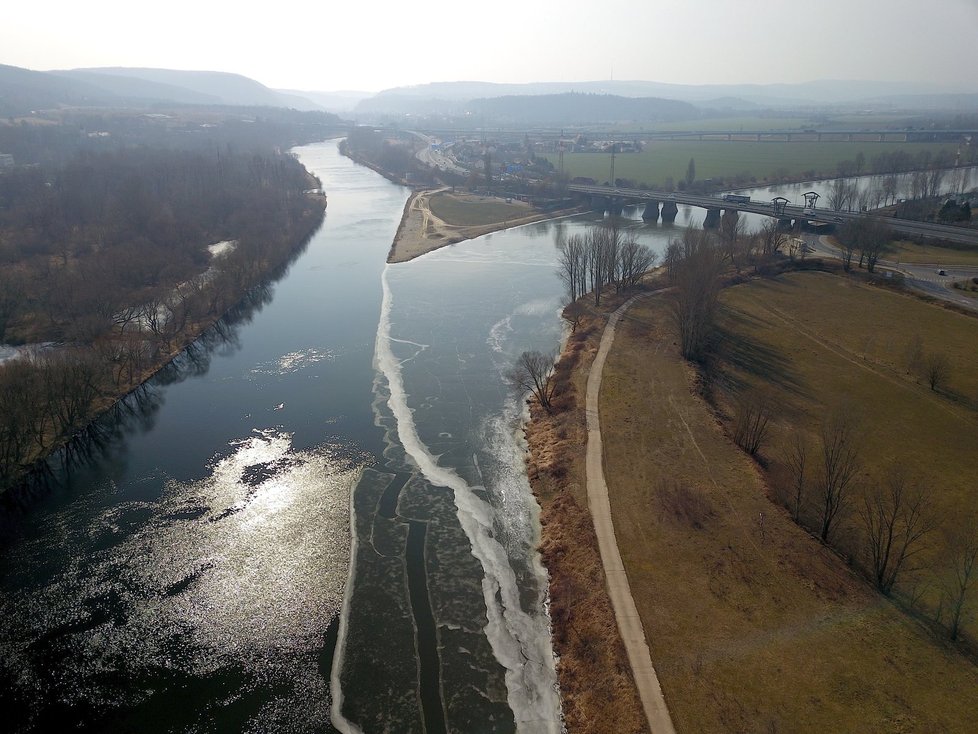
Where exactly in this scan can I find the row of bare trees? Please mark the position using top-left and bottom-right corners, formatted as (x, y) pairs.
(557, 223), (656, 306)
(835, 217), (894, 272)
(770, 407), (978, 640)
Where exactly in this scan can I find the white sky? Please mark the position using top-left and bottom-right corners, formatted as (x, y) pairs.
(3, 0), (978, 92)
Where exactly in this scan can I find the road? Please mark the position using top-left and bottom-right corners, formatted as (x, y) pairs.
(410, 131), (468, 176)
(567, 184), (978, 247)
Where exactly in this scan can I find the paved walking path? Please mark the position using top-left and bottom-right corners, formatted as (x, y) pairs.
(585, 295), (676, 734)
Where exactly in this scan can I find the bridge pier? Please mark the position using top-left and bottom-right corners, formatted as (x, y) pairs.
(703, 208), (721, 228)
(590, 195), (608, 213)
(660, 201), (679, 222)
(608, 198), (624, 217)
(642, 201), (660, 221)
(720, 209), (739, 231)
(777, 217), (793, 231)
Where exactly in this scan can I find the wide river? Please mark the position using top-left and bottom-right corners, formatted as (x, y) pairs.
(0, 141), (619, 733)
(1, 141), (973, 733)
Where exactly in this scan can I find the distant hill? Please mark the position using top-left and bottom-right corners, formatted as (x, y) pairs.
(0, 64), (119, 115)
(51, 69), (220, 106)
(355, 79), (978, 116)
(866, 92), (978, 111)
(465, 93), (699, 125)
(696, 96), (760, 111)
(56, 68), (323, 110)
(0, 64), (327, 116)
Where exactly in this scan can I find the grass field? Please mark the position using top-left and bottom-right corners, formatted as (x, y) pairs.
(597, 289), (978, 731)
(592, 115), (916, 133)
(889, 239), (978, 266)
(645, 116), (817, 132)
(713, 272), (978, 614)
(541, 141), (961, 188)
(427, 192), (531, 227)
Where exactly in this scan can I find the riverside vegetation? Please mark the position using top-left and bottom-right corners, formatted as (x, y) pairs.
(0, 108), (338, 492)
(524, 218), (978, 731)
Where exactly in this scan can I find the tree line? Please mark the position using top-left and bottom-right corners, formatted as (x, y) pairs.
(556, 222), (656, 306)
(0, 131), (326, 490)
(768, 406), (978, 642)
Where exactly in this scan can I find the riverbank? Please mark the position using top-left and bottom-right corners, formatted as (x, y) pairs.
(388, 188), (583, 263)
(529, 276), (978, 732)
(1, 191), (327, 497)
(523, 292), (649, 734)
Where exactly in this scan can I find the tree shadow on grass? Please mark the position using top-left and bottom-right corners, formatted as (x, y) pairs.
(710, 305), (812, 400)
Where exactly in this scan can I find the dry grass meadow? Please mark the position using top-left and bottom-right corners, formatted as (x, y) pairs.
(592, 280), (978, 732)
(427, 192), (532, 227)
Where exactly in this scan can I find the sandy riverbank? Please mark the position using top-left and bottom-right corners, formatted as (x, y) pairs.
(388, 188), (583, 263)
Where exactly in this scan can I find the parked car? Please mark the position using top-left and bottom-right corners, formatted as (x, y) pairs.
(938, 269), (948, 276)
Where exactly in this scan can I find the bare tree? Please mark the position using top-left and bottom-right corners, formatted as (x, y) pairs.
(828, 179), (858, 211)
(861, 218), (893, 273)
(557, 233), (588, 302)
(732, 392), (772, 457)
(666, 227), (723, 363)
(816, 409), (862, 543)
(835, 225), (858, 272)
(882, 175), (899, 206)
(562, 299), (585, 334)
(718, 210), (746, 271)
(860, 468), (932, 595)
(938, 516), (978, 640)
(923, 352), (951, 392)
(616, 239), (656, 290)
(757, 218), (787, 258)
(782, 430), (809, 523)
(926, 167), (946, 199)
(507, 350), (559, 413)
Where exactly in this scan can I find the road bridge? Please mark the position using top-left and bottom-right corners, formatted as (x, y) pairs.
(567, 183), (978, 246)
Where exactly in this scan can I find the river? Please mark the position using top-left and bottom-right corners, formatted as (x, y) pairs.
(1, 141), (667, 733)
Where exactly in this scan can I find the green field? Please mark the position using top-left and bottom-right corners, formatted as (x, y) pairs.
(542, 141), (961, 187)
(591, 114), (916, 133)
(644, 116), (817, 132)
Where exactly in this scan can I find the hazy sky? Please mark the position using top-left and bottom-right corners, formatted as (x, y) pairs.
(4, 0), (978, 92)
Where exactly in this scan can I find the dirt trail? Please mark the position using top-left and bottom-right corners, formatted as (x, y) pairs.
(585, 295), (676, 734)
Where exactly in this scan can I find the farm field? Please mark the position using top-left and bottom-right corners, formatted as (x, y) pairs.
(541, 141), (961, 188)
(597, 285), (978, 731)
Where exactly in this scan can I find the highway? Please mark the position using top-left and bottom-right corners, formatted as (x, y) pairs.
(410, 131), (468, 176)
